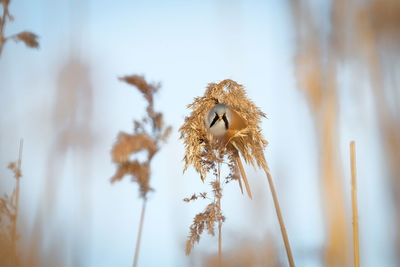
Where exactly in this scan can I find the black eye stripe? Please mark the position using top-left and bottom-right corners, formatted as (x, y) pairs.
(222, 114), (229, 129)
(209, 113), (219, 128)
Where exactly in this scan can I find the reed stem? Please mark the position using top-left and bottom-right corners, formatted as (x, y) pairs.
(350, 141), (360, 267)
(11, 139), (23, 267)
(218, 220), (222, 267)
(217, 162), (222, 267)
(0, 3), (7, 57)
(133, 199), (147, 267)
(262, 163), (294, 267)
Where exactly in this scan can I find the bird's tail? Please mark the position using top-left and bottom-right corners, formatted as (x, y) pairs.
(235, 153), (252, 199)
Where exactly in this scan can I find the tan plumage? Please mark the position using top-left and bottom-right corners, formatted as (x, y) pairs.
(205, 104), (253, 198)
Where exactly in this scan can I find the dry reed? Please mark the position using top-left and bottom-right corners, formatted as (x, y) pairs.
(291, 0), (400, 264)
(180, 79), (294, 266)
(110, 75), (171, 267)
(0, 0), (39, 56)
(0, 139), (23, 266)
(29, 54), (95, 267)
(350, 141), (359, 267)
(290, 1), (350, 265)
(355, 1), (400, 258)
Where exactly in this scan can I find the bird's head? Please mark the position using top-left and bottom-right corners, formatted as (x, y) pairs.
(205, 104), (233, 137)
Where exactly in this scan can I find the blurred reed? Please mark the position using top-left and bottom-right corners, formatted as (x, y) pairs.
(110, 75), (171, 267)
(28, 53), (95, 267)
(0, 139), (23, 266)
(0, 0), (39, 57)
(290, 0), (400, 264)
(291, 1), (350, 265)
(203, 235), (280, 267)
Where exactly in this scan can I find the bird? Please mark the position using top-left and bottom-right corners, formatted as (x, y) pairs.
(205, 104), (232, 137)
(204, 103), (253, 199)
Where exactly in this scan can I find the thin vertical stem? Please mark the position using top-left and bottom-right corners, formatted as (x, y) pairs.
(350, 141), (360, 267)
(218, 216), (222, 267)
(262, 164), (294, 267)
(0, 2), (9, 57)
(133, 199), (147, 267)
(0, 37), (4, 57)
(11, 139), (23, 267)
(217, 162), (222, 267)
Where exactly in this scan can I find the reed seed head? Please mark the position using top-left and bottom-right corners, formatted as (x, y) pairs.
(179, 79), (268, 181)
(181, 79), (269, 255)
(110, 75), (171, 199)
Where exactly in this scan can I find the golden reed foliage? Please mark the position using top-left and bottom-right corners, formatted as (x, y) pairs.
(291, 0), (400, 265)
(180, 79), (268, 180)
(180, 80), (267, 255)
(180, 80), (293, 267)
(0, 0), (39, 56)
(110, 75), (171, 267)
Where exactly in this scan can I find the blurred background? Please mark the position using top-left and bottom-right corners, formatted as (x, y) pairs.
(0, 0), (399, 266)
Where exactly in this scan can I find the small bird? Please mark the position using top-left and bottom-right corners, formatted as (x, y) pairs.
(205, 104), (232, 137)
(205, 103), (253, 199)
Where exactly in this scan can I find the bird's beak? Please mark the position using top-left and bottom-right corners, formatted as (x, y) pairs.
(219, 116), (223, 120)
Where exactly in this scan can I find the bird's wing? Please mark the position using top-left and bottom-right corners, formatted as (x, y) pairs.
(224, 108), (252, 198)
(229, 109), (247, 131)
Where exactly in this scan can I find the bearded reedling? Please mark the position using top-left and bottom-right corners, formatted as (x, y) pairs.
(180, 80), (294, 267)
(205, 103), (252, 198)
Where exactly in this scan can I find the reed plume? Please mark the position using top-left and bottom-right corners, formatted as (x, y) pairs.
(180, 79), (294, 266)
(110, 75), (171, 267)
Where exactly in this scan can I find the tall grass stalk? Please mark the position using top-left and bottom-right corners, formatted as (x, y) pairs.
(350, 141), (360, 267)
(111, 75), (171, 266)
(217, 162), (222, 267)
(262, 164), (294, 267)
(11, 139), (23, 266)
(133, 200), (147, 267)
